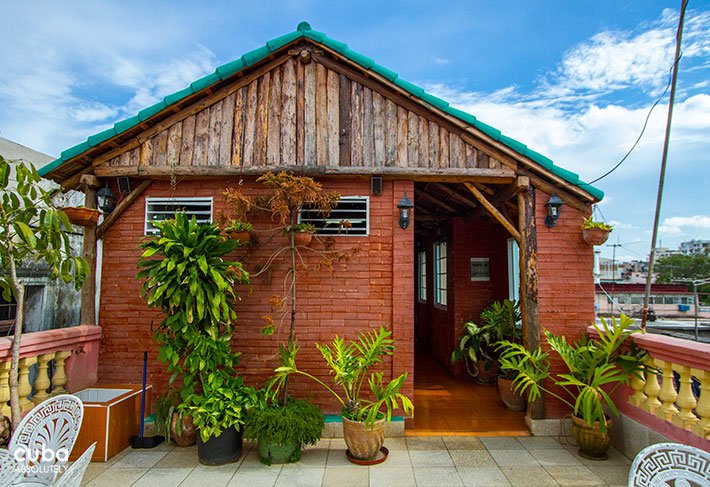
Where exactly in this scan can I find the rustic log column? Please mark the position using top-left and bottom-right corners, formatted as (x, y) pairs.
(518, 183), (543, 419)
(80, 174), (101, 326)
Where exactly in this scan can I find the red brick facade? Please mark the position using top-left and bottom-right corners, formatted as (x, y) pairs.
(98, 177), (413, 413)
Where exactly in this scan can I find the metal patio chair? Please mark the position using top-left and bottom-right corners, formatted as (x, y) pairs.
(0, 448), (23, 486)
(628, 442), (710, 487)
(51, 442), (96, 487)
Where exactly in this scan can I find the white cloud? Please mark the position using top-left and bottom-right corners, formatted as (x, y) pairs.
(608, 221), (638, 230)
(660, 215), (710, 236)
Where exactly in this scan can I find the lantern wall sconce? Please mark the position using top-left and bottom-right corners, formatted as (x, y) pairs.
(397, 192), (414, 229)
(544, 193), (564, 227)
(97, 183), (117, 214)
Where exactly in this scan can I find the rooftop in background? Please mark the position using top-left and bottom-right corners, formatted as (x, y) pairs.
(0, 136), (55, 168)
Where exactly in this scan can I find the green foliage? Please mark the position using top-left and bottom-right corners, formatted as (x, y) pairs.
(0, 155), (89, 301)
(288, 223), (315, 234)
(656, 253), (710, 283)
(223, 219), (253, 232)
(154, 386), (182, 443)
(271, 326), (413, 428)
(244, 398), (324, 455)
(582, 216), (614, 231)
(496, 315), (648, 432)
(451, 300), (521, 375)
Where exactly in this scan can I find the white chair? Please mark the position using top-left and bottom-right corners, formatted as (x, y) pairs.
(8, 395), (84, 486)
(0, 448), (23, 486)
(628, 442), (710, 487)
(51, 443), (96, 487)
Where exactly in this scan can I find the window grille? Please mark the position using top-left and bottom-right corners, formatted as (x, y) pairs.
(299, 196), (369, 236)
(145, 197), (213, 235)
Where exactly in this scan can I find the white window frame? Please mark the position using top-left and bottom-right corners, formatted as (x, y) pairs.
(417, 250), (427, 303)
(507, 238), (520, 303)
(144, 197), (213, 235)
(298, 196), (369, 237)
(434, 241), (447, 308)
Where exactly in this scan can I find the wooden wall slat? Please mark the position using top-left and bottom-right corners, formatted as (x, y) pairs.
(254, 71), (270, 166)
(384, 99), (397, 166)
(180, 115), (195, 166)
(326, 69), (339, 166)
(338, 74), (351, 167)
(303, 61), (316, 165)
(281, 60), (297, 164)
(350, 82), (363, 166)
(296, 60), (305, 165)
(476, 149), (490, 169)
(129, 147), (139, 167)
(193, 109), (209, 166)
(363, 87), (374, 166)
(231, 88), (245, 166)
(243, 79), (258, 166)
(429, 120), (439, 170)
(396, 106), (408, 167)
(154, 132), (167, 166)
(139, 138), (152, 167)
(167, 122), (182, 167)
(220, 93), (235, 166)
(418, 116), (428, 167)
(267, 66), (282, 165)
(464, 144), (476, 168)
(117, 151), (129, 167)
(315, 62), (328, 165)
(407, 111), (418, 167)
(450, 134), (463, 168)
(207, 100), (222, 166)
(372, 92), (384, 166)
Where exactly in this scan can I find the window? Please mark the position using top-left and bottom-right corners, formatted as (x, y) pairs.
(299, 196), (369, 236)
(145, 197), (213, 235)
(507, 239), (520, 302)
(434, 241), (447, 307)
(417, 250), (427, 302)
(0, 295), (16, 336)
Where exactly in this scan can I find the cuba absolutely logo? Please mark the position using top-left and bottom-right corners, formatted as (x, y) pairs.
(12, 445), (69, 473)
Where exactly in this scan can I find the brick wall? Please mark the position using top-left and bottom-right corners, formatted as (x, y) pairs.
(535, 187), (595, 418)
(98, 177), (414, 413)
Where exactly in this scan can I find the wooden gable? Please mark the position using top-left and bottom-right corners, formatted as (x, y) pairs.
(96, 42), (514, 181)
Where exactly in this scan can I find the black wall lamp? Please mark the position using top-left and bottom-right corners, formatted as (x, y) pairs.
(397, 192), (414, 229)
(544, 193), (564, 227)
(97, 182), (117, 214)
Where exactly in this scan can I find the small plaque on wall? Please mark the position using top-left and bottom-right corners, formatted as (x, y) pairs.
(470, 258), (490, 281)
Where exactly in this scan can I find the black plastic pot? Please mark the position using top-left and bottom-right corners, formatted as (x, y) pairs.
(197, 426), (244, 465)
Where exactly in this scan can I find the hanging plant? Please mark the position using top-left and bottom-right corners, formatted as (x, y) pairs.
(63, 206), (101, 227)
(582, 216), (613, 246)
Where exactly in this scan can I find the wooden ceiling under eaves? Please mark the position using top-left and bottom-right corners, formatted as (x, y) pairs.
(93, 42), (516, 182)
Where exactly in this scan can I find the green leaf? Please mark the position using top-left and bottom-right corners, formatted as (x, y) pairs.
(12, 221), (37, 248)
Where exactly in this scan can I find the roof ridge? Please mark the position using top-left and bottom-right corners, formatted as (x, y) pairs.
(39, 22), (603, 201)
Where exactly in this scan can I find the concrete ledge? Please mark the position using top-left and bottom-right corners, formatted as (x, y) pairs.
(526, 415), (572, 438)
(321, 416), (405, 438)
(612, 413), (672, 460)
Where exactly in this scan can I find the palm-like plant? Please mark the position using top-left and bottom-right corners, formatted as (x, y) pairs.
(496, 314), (647, 431)
(271, 326), (413, 427)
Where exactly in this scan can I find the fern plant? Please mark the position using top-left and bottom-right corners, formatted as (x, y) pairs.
(496, 314), (647, 432)
(270, 326), (413, 427)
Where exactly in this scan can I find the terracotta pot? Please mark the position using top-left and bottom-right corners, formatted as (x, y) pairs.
(474, 360), (499, 385)
(342, 416), (386, 460)
(497, 377), (526, 411)
(583, 228), (611, 246)
(571, 414), (613, 460)
(171, 413), (197, 447)
(228, 231), (251, 243)
(293, 232), (313, 247)
(63, 207), (100, 227)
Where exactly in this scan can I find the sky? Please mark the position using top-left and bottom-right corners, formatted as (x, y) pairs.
(0, 0), (708, 262)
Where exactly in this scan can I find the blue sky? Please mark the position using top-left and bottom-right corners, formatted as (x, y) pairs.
(1, 1), (708, 261)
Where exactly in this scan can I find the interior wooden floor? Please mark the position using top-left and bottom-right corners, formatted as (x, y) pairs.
(405, 346), (529, 436)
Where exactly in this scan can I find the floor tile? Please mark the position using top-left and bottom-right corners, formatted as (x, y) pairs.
(564, 445), (631, 466)
(110, 450), (168, 469)
(407, 449), (453, 466)
(227, 466), (282, 487)
(81, 463), (109, 485)
(325, 448), (352, 467)
(586, 464), (632, 485)
(545, 465), (605, 486)
(240, 449), (268, 467)
(84, 467), (148, 487)
(480, 437), (525, 451)
(412, 466), (463, 486)
(501, 466), (557, 486)
(405, 436), (446, 450)
(368, 466), (416, 487)
(529, 448), (582, 466)
(321, 466), (368, 487)
(179, 463), (239, 487)
(288, 448), (328, 467)
(153, 448), (200, 468)
(443, 436), (485, 450)
(274, 466), (324, 487)
(373, 448), (410, 467)
(132, 467), (193, 487)
(457, 466), (512, 487)
(489, 449), (539, 467)
(382, 437), (407, 450)
(449, 449), (497, 467)
(516, 436), (566, 450)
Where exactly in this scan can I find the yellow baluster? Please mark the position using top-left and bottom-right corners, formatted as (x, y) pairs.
(51, 351), (72, 394)
(18, 357), (37, 413)
(691, 369), (710, 440)
(672, 365), (698, 430)
(643, 357), (662, 415)
(0, 362), (10, 418)
(655, 359), (679, 421)
(31, 352), (55, 405)
(628, 368), (647, 408)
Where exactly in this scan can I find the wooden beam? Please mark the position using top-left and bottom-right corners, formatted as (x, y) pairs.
(80, 186), (97, 326)
(96, 180), (152, 240)
(523, 172), (591, 213)
(467, 176), (529, 221)
(79, 174), (101, 189)
(518, 185), (543, 419)
(463, 182), (521, 242)
(432, 184), (478, 210)
(416, 189), (460, 214)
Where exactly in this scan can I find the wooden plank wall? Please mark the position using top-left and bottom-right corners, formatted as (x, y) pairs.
(107, 58), (504, 171)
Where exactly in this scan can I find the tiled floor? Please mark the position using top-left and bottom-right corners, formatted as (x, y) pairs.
(81, 436), (632, 486)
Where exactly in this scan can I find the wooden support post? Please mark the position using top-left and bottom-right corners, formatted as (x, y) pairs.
(96, 180), (152, 239)
(518, 185), (543, 419)
(80, 176), (100, 326)
(463, 182), (521, 242)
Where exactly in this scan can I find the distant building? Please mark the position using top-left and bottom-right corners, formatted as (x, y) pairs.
(595, 283), (704, 319)
(679, 239), (710, 256)
(655, 247), (682, 259)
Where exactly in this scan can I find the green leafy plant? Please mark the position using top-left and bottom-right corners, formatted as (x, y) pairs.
(288, 222), (315, 234)
(451, 299), (521, 378)
(223, 219), (253, 233)
(496, 314), (647, 431)
(0, 155), (89, 428)
(271, 326), (413, 427)
(154, 386), (182, 443)
(244, 398), (324, 464)
(582, 216), (614, 231)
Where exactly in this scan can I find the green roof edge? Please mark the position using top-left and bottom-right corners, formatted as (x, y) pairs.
(40, 22), (603, 200)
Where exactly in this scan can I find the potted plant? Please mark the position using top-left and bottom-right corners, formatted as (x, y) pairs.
(582, 216), (613, 246)
(244, 396), (324, 465)
(272, 326), (413, 464)
(223, 219), (253, 244)
(63, 206), (101, 226)
(288, 223), (315, 247)
(496, 314), (647, 459)
(154, 387), (197, 447)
